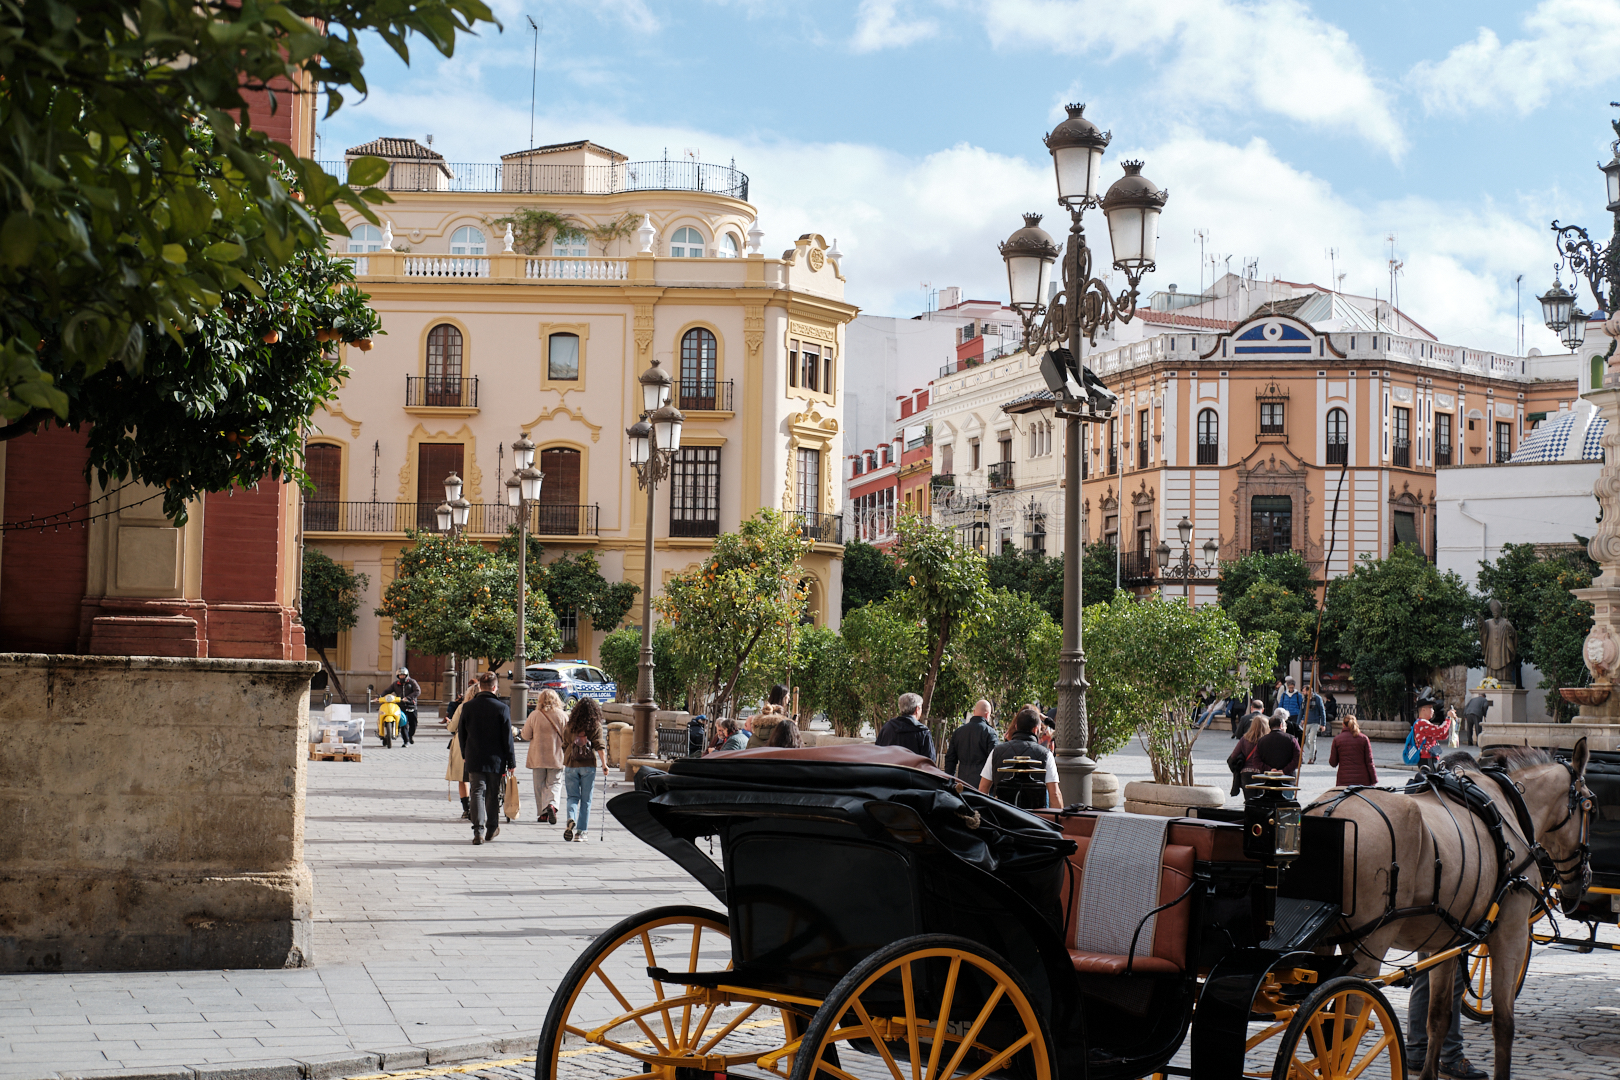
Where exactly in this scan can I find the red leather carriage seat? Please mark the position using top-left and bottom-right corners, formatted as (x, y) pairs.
(1043, 812), (1235, 976)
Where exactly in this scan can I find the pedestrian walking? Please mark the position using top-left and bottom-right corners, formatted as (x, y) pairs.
(1411, 689), (1452, 768)
(1226, 711), (1265, 796)
(875, 692), (936, 760)
(1407, 956), (1488, 1079)
(1461, 693), (1491, 746)
(1254, 710), (1302, 779)
(767, 718), (803, 747)
(1277, 677), (1305, 740)
(1226, 693), (1247, 737)
(444, 683), (472, 820)
(520, 688), (567, 825)
(1233, 699), (1265, 742)
(562, 698), (608, 842)
(944, 700), (999, 786)
(384, 667), (421, 746)
(1329, 715), (1377, 787)
(457, 671), (515, 846)
(979, 706), (1060, 809)
(1302, 686), (1328, 765)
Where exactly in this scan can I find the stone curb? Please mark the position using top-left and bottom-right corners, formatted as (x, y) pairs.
(36, 1031), (546, 1080)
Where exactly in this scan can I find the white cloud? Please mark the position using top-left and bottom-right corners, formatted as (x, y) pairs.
(322, 82), (1557, 353)
(1408, 0), (1620, 116)
(979, 0), (1405, 156)
(851, 0), (941, 52)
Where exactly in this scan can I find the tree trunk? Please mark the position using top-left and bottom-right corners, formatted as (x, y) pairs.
(312, 645), (349, 704)
(715, 626), (766, 719)
(919, 614), (953, 721)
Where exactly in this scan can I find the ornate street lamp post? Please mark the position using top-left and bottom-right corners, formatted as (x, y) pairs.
(505, 436), (543, 722)
(626, 358), (684, 758)
(1156, 516), (1218, 609)
(435, 471), (472, 699)
(999, 103), (1168, 806)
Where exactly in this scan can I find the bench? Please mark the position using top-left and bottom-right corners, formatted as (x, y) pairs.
(1046, 811), (1246, 976)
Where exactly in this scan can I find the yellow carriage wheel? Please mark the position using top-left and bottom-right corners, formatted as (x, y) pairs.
(538, 904), (791, 1080)
(1461, 937), (1531, 1024)
(1270, 976), (1406, 1080)
(784, 934), (1055, 1080)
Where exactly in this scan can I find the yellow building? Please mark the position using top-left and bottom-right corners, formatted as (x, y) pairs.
(306, 139), (855, 698)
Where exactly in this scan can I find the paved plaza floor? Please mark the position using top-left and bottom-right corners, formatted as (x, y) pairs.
(2, 719), (1617, 1079)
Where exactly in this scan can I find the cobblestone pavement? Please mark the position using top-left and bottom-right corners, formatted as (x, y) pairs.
(2, 721), (1616, 1079)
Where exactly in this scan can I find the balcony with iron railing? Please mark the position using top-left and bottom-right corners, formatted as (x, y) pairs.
(1326, 435), (1348, 466)
(406, 376), (478, 408)
(931, 473), (956, 491)
(1120, 551), (1156, 585)
(1436, 441), (1453, 467)
(303, 501), (599, 536)
(677, 380), (734, 413)
(321, 158), (749, 200)
(790, 511), (844, 545)
(987, 461), (1015, 491)
(1392, 437), (1411, 468)
(1197, 438), (1219, 466)
(670, 515), (721, 539)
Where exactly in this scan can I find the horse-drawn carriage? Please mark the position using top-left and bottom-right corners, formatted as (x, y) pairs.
(539, 742), (1599, 1080)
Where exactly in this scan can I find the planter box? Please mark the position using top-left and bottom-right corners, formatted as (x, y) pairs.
(1122, 780), (1226, 818)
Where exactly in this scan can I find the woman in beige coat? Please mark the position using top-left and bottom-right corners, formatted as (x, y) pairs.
(444, 682), (473, 818)
(520, 689), (567, 825)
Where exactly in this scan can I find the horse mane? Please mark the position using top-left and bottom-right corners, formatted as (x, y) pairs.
(1479, 745), (1556, 773)
(1437, 750), (1480, 773)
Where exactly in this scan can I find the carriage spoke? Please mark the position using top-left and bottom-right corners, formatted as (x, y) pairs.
(591, 968), (670, 1054)
(696, 1002), (762, 1055)
(1343, 1029), (1397, 1080)
(850, 998), (908, 1080)
(938, 984), (1006, 1080)
(901, 961), (923, 1080)
(952, 1031), (1035, 1080)
(924, 957), (962, 1080)
(640, 931), (678, 1049)
(681, 924), (704, 1046)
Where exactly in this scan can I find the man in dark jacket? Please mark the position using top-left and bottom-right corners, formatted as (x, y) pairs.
(1253, 710), (1302, 778)
(384, 667), (421, 746)
(457, 671), (516, 845)
(875, 692), (935, 760)
(944, 700), (998, 784)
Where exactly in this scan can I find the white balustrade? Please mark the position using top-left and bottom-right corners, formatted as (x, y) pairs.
(403, 257), (490, 278)
(525, 257), (629, 281)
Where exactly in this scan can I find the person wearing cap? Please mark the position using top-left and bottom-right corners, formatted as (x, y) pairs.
(384, 667), (421, 747)
(1411, 688), (1452, 768)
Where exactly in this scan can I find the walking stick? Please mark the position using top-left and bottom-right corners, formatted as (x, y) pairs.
(599, 763), (607, 842)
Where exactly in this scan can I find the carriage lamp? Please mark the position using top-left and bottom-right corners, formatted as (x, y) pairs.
(1244, 771), (1303, 937)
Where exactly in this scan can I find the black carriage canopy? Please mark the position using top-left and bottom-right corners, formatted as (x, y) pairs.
(609, 745), (1077, 900)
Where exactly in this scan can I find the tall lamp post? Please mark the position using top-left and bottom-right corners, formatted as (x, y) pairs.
(504, 436), (544, 722)
(998, 103), (1168, 806)
(435, 472), (472, 699)
(1155, 516), (1219, 609)
(626, 359), (684, 758)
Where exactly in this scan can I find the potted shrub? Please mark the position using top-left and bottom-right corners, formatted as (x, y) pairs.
(1084, 592), (1279, 815)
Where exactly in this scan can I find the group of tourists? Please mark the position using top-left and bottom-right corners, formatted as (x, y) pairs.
(1224, 675), (1384, 796)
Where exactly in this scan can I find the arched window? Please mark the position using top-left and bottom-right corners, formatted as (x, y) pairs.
(538, 447), (582, 535)
(1326, 408), (1349, 465)
(717, 232), (740, 258)
(424, 324), (464, 406)
(347, 224), (382, 253)
(450, 226), (486, 255)
(1594, 354), (1605, 391)
(1197, 409), (1218, 465)
(670, 227), (705, 258)
(547, 333), (580, 380)
(680, 328), (718, 409)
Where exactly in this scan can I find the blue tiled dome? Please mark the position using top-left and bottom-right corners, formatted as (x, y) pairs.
(1511, 406), (1606, 463)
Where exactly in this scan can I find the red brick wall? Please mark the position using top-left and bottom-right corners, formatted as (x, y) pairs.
(0, 427), (92, 653)
(202, 486), (282, 604)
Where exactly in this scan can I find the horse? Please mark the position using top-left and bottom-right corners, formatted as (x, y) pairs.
(1303, 738), (1594, 1080)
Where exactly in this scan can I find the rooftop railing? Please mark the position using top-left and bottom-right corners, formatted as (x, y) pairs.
(321, 159), (749, 200)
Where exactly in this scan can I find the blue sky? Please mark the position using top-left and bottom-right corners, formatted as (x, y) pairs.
(317, 0), (1620, 353)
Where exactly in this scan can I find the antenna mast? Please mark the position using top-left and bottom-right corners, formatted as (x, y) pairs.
(527, 15), (541, 149)
(1385, 233), (1403, 329)
(1194, 228), (1209, 296)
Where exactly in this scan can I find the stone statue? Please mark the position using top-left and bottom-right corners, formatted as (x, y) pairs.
(1480, 598), (1519, 685)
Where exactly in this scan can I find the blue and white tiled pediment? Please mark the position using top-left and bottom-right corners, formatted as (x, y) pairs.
(1234, 319), (1313, 354)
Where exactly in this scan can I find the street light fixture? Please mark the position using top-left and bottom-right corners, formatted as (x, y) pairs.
(438, 472), (470, 535)
(1540, 276), (1575, 334)
(1157, 516), (1215, 610)
(1563, 310), (1590, 352)
(1549, 114), (1620, 324)
(998, 102), (1167, 808)
(504, 436), (544, 722)
(627, 360), (685, 759)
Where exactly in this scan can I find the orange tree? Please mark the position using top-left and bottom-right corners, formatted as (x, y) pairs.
(891, 515), (989, 720)
(654, 509), (810, 718)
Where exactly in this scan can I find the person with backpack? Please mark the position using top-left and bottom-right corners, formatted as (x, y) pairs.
(520, 688), (567, 825)
(978, 706), (1060, 809)
(562, 698), (608, 842)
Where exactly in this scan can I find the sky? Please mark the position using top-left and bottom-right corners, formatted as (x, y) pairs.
(316, 0), (1620, 354)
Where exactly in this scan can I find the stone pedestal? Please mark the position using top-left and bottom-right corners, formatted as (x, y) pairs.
(1475, 685), (1527, 729)
(1122, 781), (1226, 817)
(1563, 382), (1620, 746)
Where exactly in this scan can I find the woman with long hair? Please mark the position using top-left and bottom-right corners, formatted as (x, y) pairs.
(1330, 714), (1377, 787)
(521, 688), (568, 825)
(562, 698), (607, 842)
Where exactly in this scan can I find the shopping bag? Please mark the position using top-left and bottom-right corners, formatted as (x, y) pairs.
(504, 772), (520, 820)
(1447, 719), (1460, 749)
(1402, 727), (1421, 765)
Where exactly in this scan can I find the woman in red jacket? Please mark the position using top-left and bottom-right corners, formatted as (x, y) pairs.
(1329, 715), (1377, 787)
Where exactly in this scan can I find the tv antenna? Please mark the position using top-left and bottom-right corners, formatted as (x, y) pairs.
(1325, 247), (1339, 293)
(1385, 233), (1404, 325)
(1194, 228), (1209, 295)
(527, 15), (541, 150)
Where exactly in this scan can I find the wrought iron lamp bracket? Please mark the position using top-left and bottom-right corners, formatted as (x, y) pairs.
(1015, 208), (1149, 357)
(1552, 219), (1619, 314)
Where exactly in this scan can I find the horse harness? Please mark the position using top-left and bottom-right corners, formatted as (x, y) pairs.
(1304, 761), (1593, 951)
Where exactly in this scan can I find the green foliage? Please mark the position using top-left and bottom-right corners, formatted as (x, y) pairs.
(301, 548), (368, 703)
(68, 249), (379, 522)
(1324, 546), (1479, 721)
(598, 623), (685, 709)
(0, 0), (495, 428)
(790, 624), (842, 721)
(1083, 592), (1278, 784)
(983, 542), (1120, 623)
(586, 212), (642, 255)
(654, 509), (811, 718)
(541, 549), (640, 633)
(1217, 550), (1315, 607)
(1478, 542), (1598, 720)
(821, 599), (926, 738)
(892, 515), (990, 718)
(841, 539), (900, 613)
(376, 531), (561, 672)
(956, 589), (1060, 722)
(486, 208), (582, 255)
(1225, 580), (1318, 671)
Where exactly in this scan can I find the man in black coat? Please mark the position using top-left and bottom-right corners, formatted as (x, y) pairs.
(457, 671), (516, 845)
(1253, 710), (1301, 776)
(944, 700), (998, 784)
(875, 692), (936, 760)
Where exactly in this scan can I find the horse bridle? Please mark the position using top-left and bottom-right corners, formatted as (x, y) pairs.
(1530, 764), (1596, 914)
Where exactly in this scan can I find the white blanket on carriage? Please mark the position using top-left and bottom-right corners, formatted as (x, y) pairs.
(1073, 812), (1172, 961)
